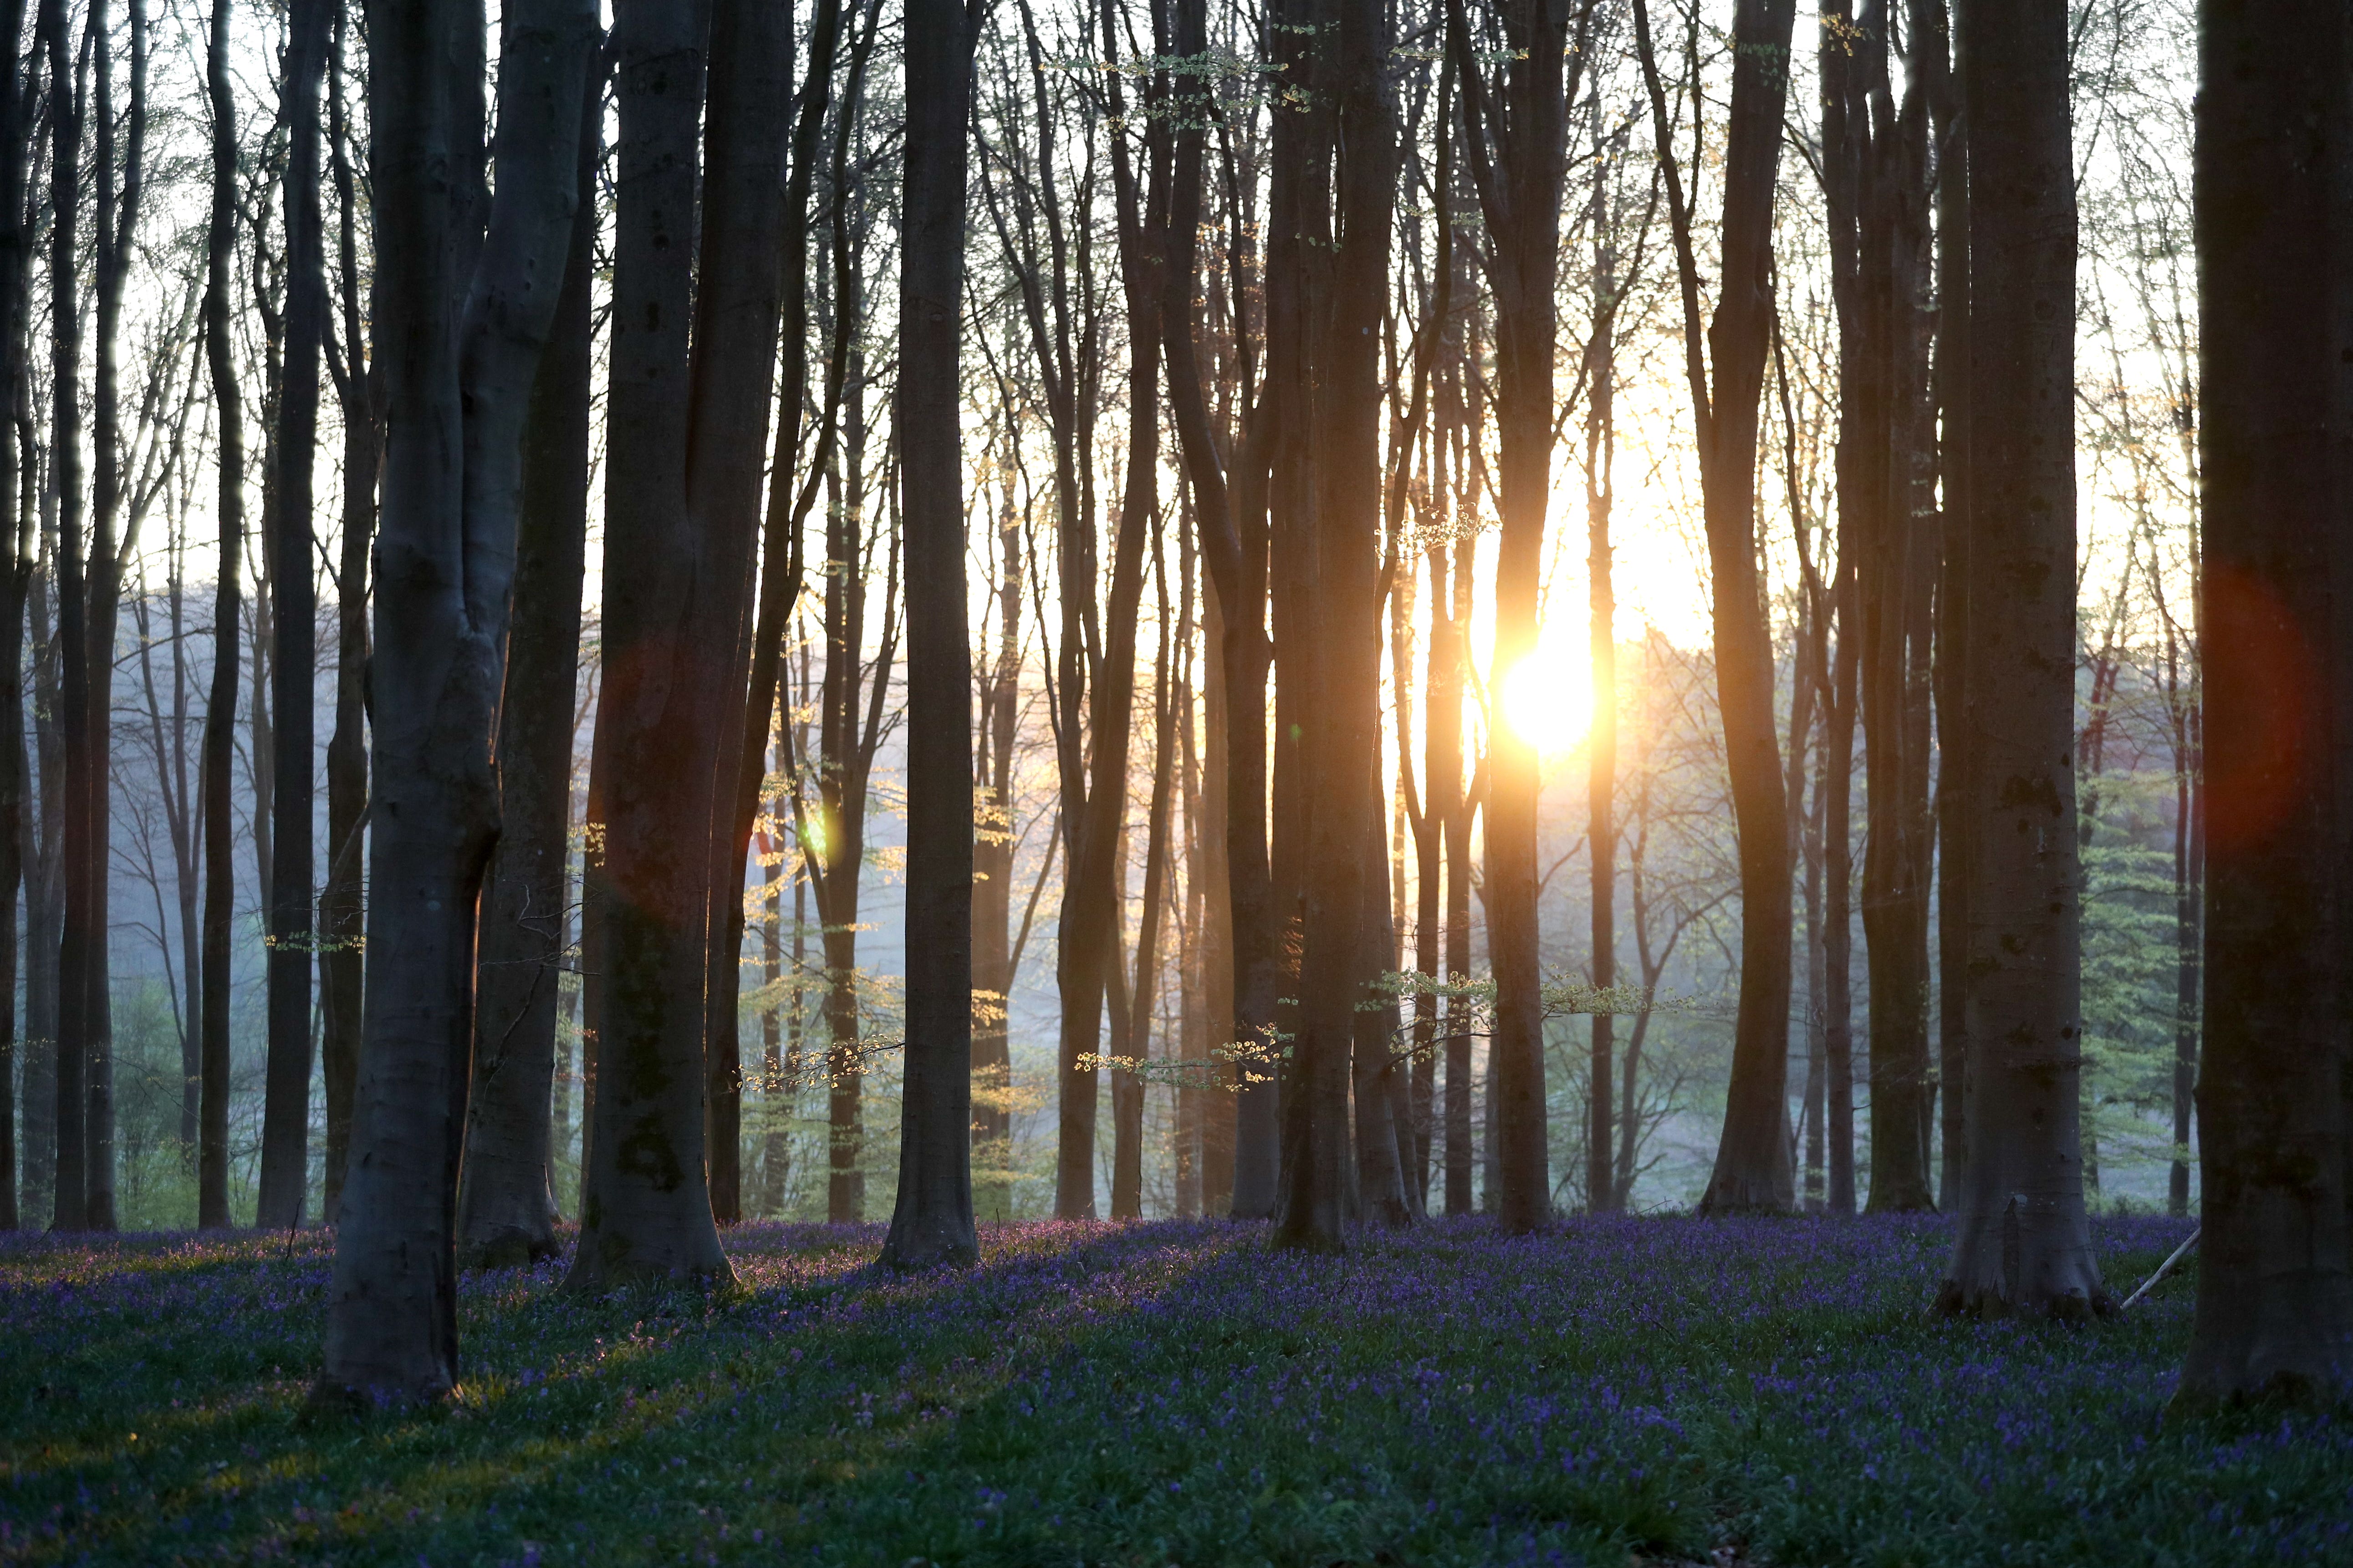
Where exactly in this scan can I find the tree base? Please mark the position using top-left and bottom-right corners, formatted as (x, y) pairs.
(1932, 1275), (2116, 1322)
(457, 1223), (561, 1272)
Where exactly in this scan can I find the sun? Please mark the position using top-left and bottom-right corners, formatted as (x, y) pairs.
(1498, 631), (1595, 757)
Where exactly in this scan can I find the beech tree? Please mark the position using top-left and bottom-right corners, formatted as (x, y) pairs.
(457, 62), (602, 1269)
(1635, 0), (1801, 1215)
(2177, 0), (2352, 1400)
(1935, 0), (2105, 1318)
(1443, 0), (1583, 1235)
(878, 0), (982, 1272)
(318, 0), (597, 1401)
(255, 0), (328, 1235)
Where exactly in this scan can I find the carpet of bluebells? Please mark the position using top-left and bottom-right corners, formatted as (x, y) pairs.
(1, 1213), (2346, 1566)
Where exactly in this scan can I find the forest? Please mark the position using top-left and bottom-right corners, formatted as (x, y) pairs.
(1, 0), (2349, 1561)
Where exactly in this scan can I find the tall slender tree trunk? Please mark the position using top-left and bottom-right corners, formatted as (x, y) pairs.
(319, 0), (597, 1399)
(0, 0), (29, 1231)
(1823, 609), (1857, 1216)
(1636, 0), (1801, 1216)
(2176, 0), (2352, 1399)
(970, 487), (1021, 1219)
(1273, 0), (1391, 1253)
(45, 0), (88, 1233)
(319, 3), (376, 1223)
(712, 0), (849, 1232)
(878, 0), (980, 1271)
(2166, 636), (2200, 1219)
(571, 0), (759, 1290)
(1926, 0), (1968, 1212)
(1442, 534), (1475, 1215)
(691, 0), (795, 1231)
(255, 0), (328, 1233)
(457, 61), (600, 1268)
(1110, 564), (1177, 1223)
(26, 552), (61, 1222)
(1444, 0), (1573, 1237)
(1935, 0), (2104, 1319)
(195, 0), (240, 1233)
(1586, 196), (1618, 1214)
(1157, 0), (1271, 1220)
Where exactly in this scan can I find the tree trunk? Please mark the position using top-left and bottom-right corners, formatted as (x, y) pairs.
(2175, 0), (2352, 1399)
(1442, 535), (1476, 1216)
(1273, 0), (1390, 1254)
(713, 0), (849, 1231)
(45, 0), (88, 1233)
(457, 61), (600, 1269)
(1636, 0), (1800, 1216)
(1156, 0), (1271, 1220)
(2167, 638), (2199, 1219)
(1927, 0), (1968, 1212)
(196, 0), (240, 1233)
(1823, 610), (1856, 1216)
(569, 0), (748, 1291)
(691, 0), (796, 1232)
(970, 484), (1020, 1221)
(1935, 0), (2105, 1320)
(1444, 0), (1572, 1237)
(319, 0), (596, 1400)
(0, 0), (29, 1231)
(320, 2), (376, 1224)
(878, 0), (980, 1271)
(255, 0), (329, 1234)
(1585, 187), (1618, 1214)
(1110, 567), (1178, 1222)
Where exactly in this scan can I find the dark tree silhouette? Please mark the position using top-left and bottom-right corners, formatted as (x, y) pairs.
(878, 0), (983, 1272)
(2177, 0), (2353, 1400)
(1634, 0), (1800, 1214)
(255, 0), (329, 1234)
(196, 0), (243, 1233)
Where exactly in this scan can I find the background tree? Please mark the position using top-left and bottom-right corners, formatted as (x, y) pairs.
(1634, 0), (1802, 1215)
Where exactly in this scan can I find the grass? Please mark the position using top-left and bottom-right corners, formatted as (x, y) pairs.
(0, 1212), (2344, 1566)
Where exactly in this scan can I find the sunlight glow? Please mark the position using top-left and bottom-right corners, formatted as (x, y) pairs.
(1498, 631), (1595, 757)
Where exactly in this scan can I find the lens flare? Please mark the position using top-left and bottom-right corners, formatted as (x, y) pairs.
(1498, 636), (1595, 756)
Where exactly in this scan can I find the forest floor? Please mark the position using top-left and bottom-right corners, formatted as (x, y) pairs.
(0, 1210), (2343, 1567)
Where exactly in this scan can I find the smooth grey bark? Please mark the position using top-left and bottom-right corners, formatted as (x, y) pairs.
(2176, 0), (2353, 1400)
(255, 0), (328, 1234)
(318, 0), (597, 1401)
(457, 61), (600, 1269)
(568, 0), (738, 1290)
(878, 0), (981, 1273)
(1935, 0), (2105, 1320)
(1635, 0), (1800, 1214)
(196, 0), (241, 1233)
